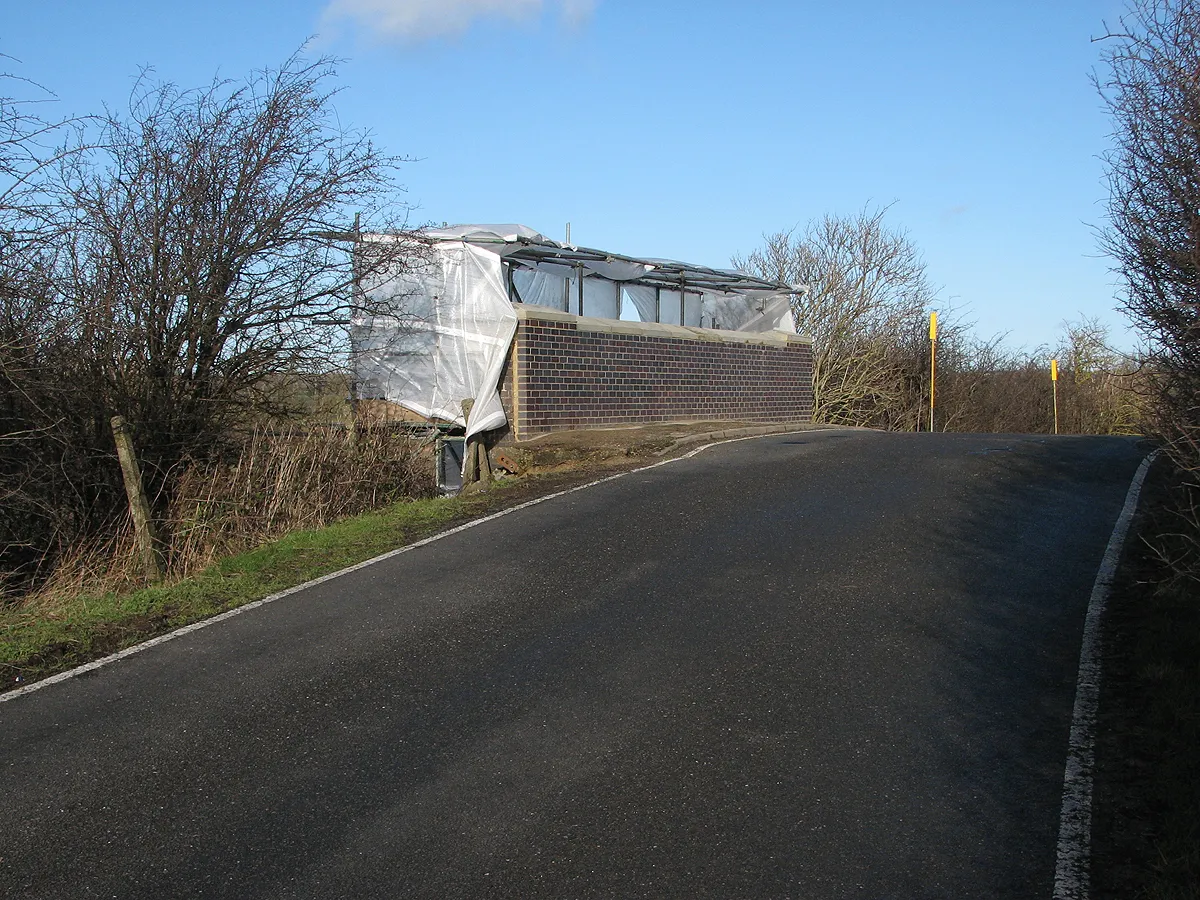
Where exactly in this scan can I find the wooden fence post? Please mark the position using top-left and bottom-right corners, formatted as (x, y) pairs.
(459, 399), (492, 489)
(460, 400), (478, 484)
(110, 416), (165, 583)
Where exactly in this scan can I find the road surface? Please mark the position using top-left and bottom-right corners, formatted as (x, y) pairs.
(0, 431), (1147, 898)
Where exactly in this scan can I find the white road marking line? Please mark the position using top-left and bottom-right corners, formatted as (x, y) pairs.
(1, 428), (831, 704)
(1053, 449), (1159, 900)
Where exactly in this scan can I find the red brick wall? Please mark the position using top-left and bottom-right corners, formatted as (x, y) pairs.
(500, 307), (813, 439)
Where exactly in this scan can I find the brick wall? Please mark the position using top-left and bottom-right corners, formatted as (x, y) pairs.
(499, 305), (813, 439)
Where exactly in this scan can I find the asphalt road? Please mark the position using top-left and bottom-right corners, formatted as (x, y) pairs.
(1, 431), (1147, 899)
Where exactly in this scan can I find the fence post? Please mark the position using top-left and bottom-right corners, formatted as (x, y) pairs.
(460, 400), (478, 484)
(459, 399), (492, 489)
(110, 416), (165, 583)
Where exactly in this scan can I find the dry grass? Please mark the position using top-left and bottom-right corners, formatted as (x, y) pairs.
(0, 453), (611, 689)
(18, 525), (145, 616)
(16, 426), (434, 611)
(167, 425), (432, 574)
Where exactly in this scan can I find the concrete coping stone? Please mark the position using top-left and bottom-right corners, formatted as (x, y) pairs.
(510, 303), (812, 347)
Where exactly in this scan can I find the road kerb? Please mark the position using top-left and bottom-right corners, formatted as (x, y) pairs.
(1052, 449), (1159, 900)
(1, 428), (827, 705)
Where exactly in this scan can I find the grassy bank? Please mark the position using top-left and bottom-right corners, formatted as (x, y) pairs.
(1094, 458), (1200, 898)
(0, 425), (695, 695)
(1, 479), (542, 692)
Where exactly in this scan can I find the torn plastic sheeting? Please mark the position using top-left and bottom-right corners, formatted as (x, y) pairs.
(354, 225), (800, 445)
(622, 283), (659, 324)
(582, 258), (654, 281)
(511, 267), (567, 308)
(355, 241), (516, 439)
(422, 224), (553, 247)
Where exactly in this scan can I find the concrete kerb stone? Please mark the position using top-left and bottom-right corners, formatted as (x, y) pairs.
(503, 422), (823, 472)
(659, 422), (813, 456)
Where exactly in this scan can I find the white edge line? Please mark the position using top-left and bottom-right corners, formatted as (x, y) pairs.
(2, 428), (834, 704)
(1052, 448), (1160, 900)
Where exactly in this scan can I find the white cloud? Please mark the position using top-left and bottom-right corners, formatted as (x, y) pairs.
(322, 0), (596, 43)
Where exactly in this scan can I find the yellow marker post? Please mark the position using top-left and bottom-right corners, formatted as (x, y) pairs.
(929, 312), (938, 433)
(1050, 358), (1059, 435)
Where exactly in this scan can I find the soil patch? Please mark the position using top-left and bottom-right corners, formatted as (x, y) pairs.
(500, 420), (823, 474)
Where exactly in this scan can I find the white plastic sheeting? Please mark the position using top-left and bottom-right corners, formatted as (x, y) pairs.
(353, 224), (799, 436)
(352, 240), (516, 438)
(573, 274), (621, 319)
(704, 290), (795, 333)
(622, 284), (659, 324)
(622, 284), (789, 331)
(510, 267), (567, 310)
(425, 223), (552, 246)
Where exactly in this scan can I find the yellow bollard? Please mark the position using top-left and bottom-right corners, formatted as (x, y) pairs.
(1051, 358), (1059, 435)
(929, 312), (938, 433)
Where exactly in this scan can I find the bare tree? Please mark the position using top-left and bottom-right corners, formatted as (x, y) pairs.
(734, 207), (1144, 436)
(1, 58), (66, 229)
(1054, 319), (1145, 434)
(734, 205), (939, 427)
(0, 53), (425, 593)
(49, 53), (425, 490)
(0, 60), (91, 592)
(930, 319), (1143, 436)
(1097, 0), (1200, 487)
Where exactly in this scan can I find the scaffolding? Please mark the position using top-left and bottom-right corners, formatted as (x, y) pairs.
(352, 224), (803, 438)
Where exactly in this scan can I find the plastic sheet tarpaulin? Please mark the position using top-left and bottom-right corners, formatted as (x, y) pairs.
(510, 266), (567, 309)
(353, 225), (799, 439)
(703, 289), (795, 333)
(510, 265), (622, 319)
(353, 241), (516, 439)
(623, 284), (789, 331)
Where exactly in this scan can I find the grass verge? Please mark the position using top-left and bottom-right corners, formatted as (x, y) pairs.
(1094, 457), (1200, 898)
(0, 468), (608, 694)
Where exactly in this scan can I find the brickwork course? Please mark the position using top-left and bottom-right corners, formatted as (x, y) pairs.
(500, 307), (813, 439)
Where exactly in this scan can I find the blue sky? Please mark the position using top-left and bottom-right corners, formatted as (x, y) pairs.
(3, 0), (1131, 349)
